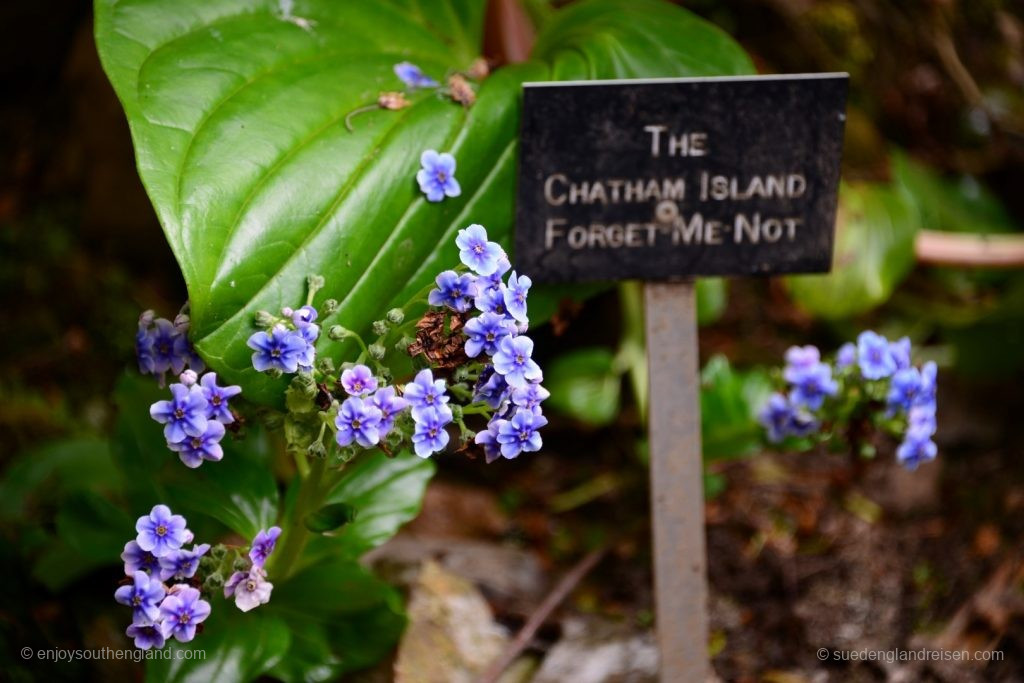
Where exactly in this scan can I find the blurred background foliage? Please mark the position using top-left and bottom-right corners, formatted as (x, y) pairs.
(1, 0), (1023, 680)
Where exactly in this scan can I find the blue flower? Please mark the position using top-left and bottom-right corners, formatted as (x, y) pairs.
(247, 326), (311, 373)
(463, 312), (515, 358)
(473, 366), (510, 409)
(496, 409), (548, 458)
(172, 332), (205, 374)
(394, 61), (438, 89)
(456, 224), (504, 276)
(411, 404), (452, 458)
(417, 150), (461, 202)
(758, 393), (817, 443)
(502, 271), (531, 323)
(150, 383), (209, 445)
(888, 336), (912, 370)
(493, 335), (542, 389)
(292, 305), (318, 328)
(224, 567), (273, 612)
(115, 571), (166, 625)
(512, 382), (549, 414)
(480, 256), (511, 292)
(158, 586), (211, 643)
(122, 541), (160, 576)
(906, 403), (937, 441)
(136, 323), (156, 375)
(335, 396), (383, 448)
(857, 330), (897, 380)
(341, 364), (378, 397)
(428, 270), (478, 313)
(403, 369), (450, 420)
(168, 420), (225, 468)
(372, 386), (408, 436)
(249, 526), (282, 568)
(150, 318), (185, 376)
(135, 505), (190, 559)
(474, 287), (509, 318)
(474, 419), (503, 464)
(788, 363), (838, 411)
(836, 342), (856, 369)
(887, 367), (922, 413)
(126, 622), (165, 650)
(158, 544), (211, 582)
(916, 361), (937, 408)
(199, 372), (242, 423)
(783, 346), (820, 383)
(896, 434), (937, 470)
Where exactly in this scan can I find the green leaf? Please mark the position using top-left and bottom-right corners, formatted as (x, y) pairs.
(784, 182), (919, 319)
(304, 502), (357, 533)
(696, 277), (729, 325)
(146, 609), (291, 683)
(545, 347), (622, 426)
(700, 354), (772, 461)
(95, 0), (752, 406)
(309, 452), (435, 561)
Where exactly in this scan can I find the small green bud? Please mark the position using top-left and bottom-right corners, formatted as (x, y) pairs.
(307, 274), (326, 291)
(372, 320), (390, 336)
(254, 310), (276, 327)
(449, 404), (464, 421)
(210, 544), (227, 560)
(453, 366), (471, 382)
(198, 555), (217, 572)
(396, 336), (414, 352)
(368, 343), (386, 360)
(386, 308), (405, 325)
(308, 440), (327, 459)
(316, 356), (336, 374)
(265, 368), (283, 379)
(291, 372), (318, 398)
(232, 556), (249, 572)
(322, 298), (339, 315)
(377, 367), (393, 384)
(204, 572), (225, 590)
(328, 325), (347, 341)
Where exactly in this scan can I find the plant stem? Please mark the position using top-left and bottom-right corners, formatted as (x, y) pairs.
(271, 456), (326, 580)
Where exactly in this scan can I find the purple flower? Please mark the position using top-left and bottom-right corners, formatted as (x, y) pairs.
(480, 256), (511, 292)
(474, 287), (509, 317)
(394, 61), (438, 89)
(496, 409), (548, 458)
(292, 305), (318, 328)
(887, 367), (922, 413)
(473, 366), (510, 410)
(428, 270), (478, 313)
(906, 403), (937, 441)
(122, 541), (160, 576)
(493, 335), (542, 389)
(411, 404), (452, 458)
(115, 571), (166, 624)
(417, 150), (461, 202)
(836, 342), (856, 369)
(249, 526), (282, 568)
(788, 363), (838, 411)
(158, 544), (210, 581)
(857, 330), (896, 380)
(247, 326), (310, 373)
(341, 364), (378, 397)
(135, 505), (189, 559)
(150, 318), (184, 375)
(502, 271), (531, 323)
(172, 333), (205, 374)
(224, 567), (273, 612)
(917, 361), (937, 407)
(403, 369), (449, 420)
(896, 434), (937, 470)
(158, 586), (211, 643)
(126, 622), (165, 650)
(888, 336), (912, 370)
(168, 420), (225, 468)
(199, 372), (241, 423)
(150, 383), (208, 444)
(136, 324), (156, 375)
(456, 224), (504, 276)
(474, 419), (502, 464)
(511, 382), (549, 413)
(783, 346), (821, 383)
(335, 396), (383, 448)
(759, 393), (817, 443)
(463, 312), (515, 358)
(372, 386), (408, 436)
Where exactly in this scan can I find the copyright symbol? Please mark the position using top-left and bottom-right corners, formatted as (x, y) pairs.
(817, 648), (829, 661)
(21, 647), (33, 659)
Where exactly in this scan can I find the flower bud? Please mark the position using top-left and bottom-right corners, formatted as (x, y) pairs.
(254, 310), (276, 327)
(396, 336), (414, 352)
(265, 368), (283, 379)
(232, 556), (249, 572)
(204, 572), (225, 591)
(179, 369), (198, 386)
(281, 306), (294, 317)
(291, 372), (317, 398)
(322, 298), (339, 315)
(173, 313), (191, 330)
(449, 404), (464, 421)
(372, 320), (389, 336)
(139, 310), (156, 327)
(307, 441), (327, 459)
(386, 308), (405, 325)
(307, 274), (326, 291)
(210, 545), (227, 560)
(368, 343), (386, 360)
(328, 325), (347, 341)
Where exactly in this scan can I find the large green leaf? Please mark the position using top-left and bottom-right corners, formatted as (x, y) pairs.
(95, 0), (753, 405)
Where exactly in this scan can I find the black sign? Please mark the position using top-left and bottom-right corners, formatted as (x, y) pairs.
(515, 74), (848, 283)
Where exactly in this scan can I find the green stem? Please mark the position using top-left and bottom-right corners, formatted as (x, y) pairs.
(270, 457), (326, 580)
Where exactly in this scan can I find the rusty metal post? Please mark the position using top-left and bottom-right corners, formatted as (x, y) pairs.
(644, 280), (708, 682)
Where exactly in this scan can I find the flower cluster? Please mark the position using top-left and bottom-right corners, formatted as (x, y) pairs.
(148, 370), (241, 468)
(115, 505), (211, 649)
(115, 505), (282, 649)
(759, 331), (938, 469)
(136, 310), (204, 386)
(247, 304), (320, 375)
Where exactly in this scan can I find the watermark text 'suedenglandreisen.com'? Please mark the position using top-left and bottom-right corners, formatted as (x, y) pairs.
(818, 647), (1003, 664)
(22, 647), (206, 664)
